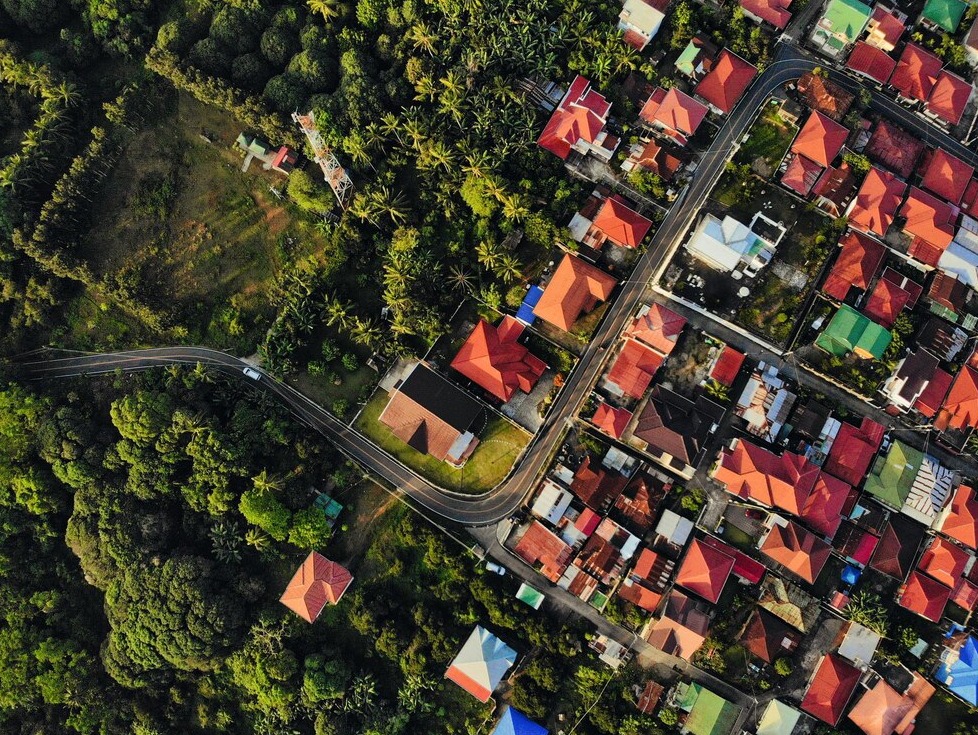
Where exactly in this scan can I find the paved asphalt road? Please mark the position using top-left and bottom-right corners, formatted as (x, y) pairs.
(10, 44), (974, 527)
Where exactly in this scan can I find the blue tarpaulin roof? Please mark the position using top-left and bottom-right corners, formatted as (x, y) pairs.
(936, 636), (978, 705)
(841, 565), (861, 585)
(491, 707), (548, 735)
(516, 285), (544, 325)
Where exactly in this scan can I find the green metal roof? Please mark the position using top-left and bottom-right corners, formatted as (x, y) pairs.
(922, 0), (967, 32)
(314, 494), (343, 520)
(821, 0), (872, 41)
(681, 683), (741, 735)
(815, 305), (890, 360)
(863, 440), (922, 510)
(516, 583), (544, 609)
(676, 40), (700, 77)
(854, 320), (891, 360)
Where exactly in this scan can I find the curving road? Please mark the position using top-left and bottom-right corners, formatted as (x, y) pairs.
(10, 44), (971, 525)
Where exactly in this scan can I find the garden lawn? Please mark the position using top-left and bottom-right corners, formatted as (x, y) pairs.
(736, 102), (798, 175)
(356, 389), (531, 493)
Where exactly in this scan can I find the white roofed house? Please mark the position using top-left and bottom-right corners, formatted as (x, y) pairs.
(618, 0), (669, 50)
(445, 626), (517, 702)
(685, 212), (786, 277)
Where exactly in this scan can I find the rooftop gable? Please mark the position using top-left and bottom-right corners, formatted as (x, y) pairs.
(625, 302), (687, 355)
(742, 608), (801, 664)
(713, 439), (818, 514)
(801, 654), (862, 725)
(591, 402), (633, 439)
(451, 317), (546, 402)
(446, 626), (517, 702)
(940, 485), (978, 549)
(822, 230), (886, 301)
(592, 195), (653, 248)
(537, 76), (610, 159)
(800, 472), (852, 538)
(782, 153), (824, 196)
(922, 148), (974, 204)
(823, 416), (884, 486)
(922, 0), (967, 32)
(864, 440), (923, 509)
(927, 71), (973, 127)
(870, 514), (925, 579)
(694, 50), (757, 114)
(740, 0), (792, 27)
(899, 570), (951, 622)
(792, 111), (849, 167)
(890, 43), (943, 102)
(676, 538), (735, 603)
(761, 520), (832, 584)
(279, 552), (353, 622)
(820, 0), (872, 42)
(533, 254), (617, 331)
(647, 87), (708, 137)
(848, 167), (906, 236)
(847, 41), (897, 84)
(866, 5), (905, 49)
(796, 72), (855, 121)
(863, 278), (911, 328)
(935, 364), (978, 432)
(605, 338), (664, 399)
(918, 536), (970, 587)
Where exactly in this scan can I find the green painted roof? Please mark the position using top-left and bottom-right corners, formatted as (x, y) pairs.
(854, 320), (891, 360)
(516, 583), (544, 609)
(821, 0), (872, 41)
(815, 305), (890, 359)
(864, 440), (922, 510)
(922, 0), (967, 32)
(676, 40), (701, 76)
(681, 683), (741, 735)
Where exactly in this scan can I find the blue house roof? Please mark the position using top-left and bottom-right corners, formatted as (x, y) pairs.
(516, 285), (544, 325)
(491, 706), (548, 735)
(936, 636), (978, 706)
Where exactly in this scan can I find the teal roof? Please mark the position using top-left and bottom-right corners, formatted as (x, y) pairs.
(680, 683), (741, 735)
(922, 0), (967, 32)
(821, 0), (872, 42)
(863, 440), (922, 510)
(815, 305), (890, 360)
(236, 132), (273, 156)
(676, 40), (701, 76)
(314, 494), (343, 520)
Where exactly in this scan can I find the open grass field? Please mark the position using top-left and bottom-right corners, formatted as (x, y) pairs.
(79, 92), (336, 353)
(356, 389), (531, 493)
(736, 102), (798, 176)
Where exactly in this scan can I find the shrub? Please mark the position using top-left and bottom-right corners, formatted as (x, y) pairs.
(341, 353), (358, 372)
(774, 657), (792, 676)
(331, 398), (349, 417)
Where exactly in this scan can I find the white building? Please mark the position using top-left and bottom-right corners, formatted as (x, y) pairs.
(685, 212), (785, 277)
(618, 0), (668, 51)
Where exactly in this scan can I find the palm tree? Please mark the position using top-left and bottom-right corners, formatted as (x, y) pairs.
(252, 469), (283, 494)
(409, 22), (438, 56)
(323, 294), (353, 329)
(448, 265), (474, 293)
(476, 240), (501, 271)
(369, 186), (409, 225)
(351, 317), (383, 348)
(307, 0), (340, 21)
(501, 194), (529, 222)
(49, 81), (81, 107)
(495, 253), (522, 284)
(245, 528), (271, 552)
(344, 674), (378, 713)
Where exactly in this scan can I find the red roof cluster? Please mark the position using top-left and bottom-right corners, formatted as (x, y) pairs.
(713, 440), (818, 515)
(591, 402), (633, 439)
(792, 111), (849, 167)
(921, 148), (974, 204)
(800, 472), (853, 539)
(605, 339), (665, 399)
(848, 41), (897, 85)
(823, 416), (885, 486)
(901, 188), (957, 267)
(927, 70), (972, 126)
(676, 538), (735, 603)
(802, 654), (862, 725)
(863, 278), (911, 328)
(694, 50), (757, 114)
(451, 317), (546, 402)
(890, 43), (942, 103)
(848, 167), (907, 236)
(591, 195), (653, 248)
(821, 230), (885, 302)
(538, 75), (611, 159)
(935, 364), (978, 432)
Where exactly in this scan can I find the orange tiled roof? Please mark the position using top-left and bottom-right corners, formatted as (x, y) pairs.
(797, 71), (855, 121)
(899, 570), (951, 622)
(280, 552), (353, 622)
(533, 254), (617, 331)
(675, 538), (735, 603)
(514, 521), (573, 582)
(901, 187), (956, 266)
(921, 148), (974, 204)
(800, 472), (852, 539)
(592, 402), (633, 439)
(645, 87), (708, 137)
(822, 230), (886, 302)
(605, 339), (664, 399)
(694, 49), (757, 114)
(761, 521), (832, 584)
(792, 111), (849, 167)
(941, 485), (978, 549)
(890, 43), (942, 103)
(802, 654), (862, 725)
(713, 439), (818, 515)
(782, 153), (824, 196)
(625, 303), (687, 355)
(538, 75), (611, 159)
(935, 364), (978, 432)
(451, 317), (546, 402)
(866, 6), (906, 49)
(927, 70), (972, 127)
(592, 195), (653, 248)
(918, 536), (970, 587)
(848, 167), (906, 236)
(848, 677), (935, 735)
(863, 277), (911, 328)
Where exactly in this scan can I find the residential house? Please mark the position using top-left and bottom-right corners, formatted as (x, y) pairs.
(862, 272), (921, 328)
(675, 34), (717, 81)
(758, 575), (821, 632)
(709, 345), (746, 387)
(864, 5), (905, 51)
(279, 552), (353, 622)
(756, 701), (802, 735)
(711, 438), (819, 515)
(533, 254), (617, 331)
(918, 316), (969, 362)
(934, 362), (978, 435)
(792, 111), (849, 167)
(759, 518), (833, 584)
(588, 195), (653, 249)
(869, 513), (925, 579)
(591, 401), (633, 440)
(685, 211), (785, 275)
(848, 41), (898, 85)
(813, 161), (859, 217)
(621, 138), (690, 180)
(800, 472), (853, 539)
(735, 363), (797, 443)
(514, 521), (574, 581)
(967, 16), (978, 65)
(821, 230), (885, 302)
(822, 415), (885, 486)
(693, 49), (758, 115)
(639, 87), (709, 144)
(936, 484), (978, 550)
(921, 148), (974, 205)
(918, 536), (971, 588)
(611, 473), (668, 536)
(796, 71), (855, 121)
(847, 167), (907, 237)
(618, 0), (669, 51)
(632, 387), (724, 479)
(927, 269), (971, 321)
(920, 0), (967, 33)
(900, 188), (957, 268)
(646, 590), (710, 660)
(603, 339), (664, 400)
(865, 120), (924, 179)
(801, 654), (863, 725)
(529, 480), (573, 525)
(811, 0), (872, 57)
(934, 634), (978, 706)
(836, 621), (881, 667)
(445, 626), (517, 702)
(674, 682), (741, 735)
(881, 349), (945, 414)
(617, 547), (675, 612)
(571, 455), (628, 511)
(236, 132), (298, 174)
(451, 317), (546, 403)
(741, 608), (801, 663)
(378, 362), (484, 466)
(782, 154), (824, 197)
(654, 509), (695, 550)
(537, 76), (616, 160)
(848, 672), (936, 735)
(815, 305), (891, 360)
(890, 44), (943, 104)
(864, 439), (955, 524)
(625, 302), (687, 355)
(898, 569), (952, 622)
(490, 707), (547, 735)
(676, 538), (735, 604)
(740, 0), (792, 29)
(926, 70), (973, 127)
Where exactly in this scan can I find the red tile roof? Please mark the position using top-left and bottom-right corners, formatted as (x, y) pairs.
(742, 608), (801, 663)
(797, 72), (855, 121)
(740, 0), (792, 28)
(676, 538), (735, 603)
(918, 536), (970, 587)
(782, 153), (824, 196)
(710, 346), (746, 387)
(890, 43), (942, 103)
(642, 87), (709, 137)
(813, 162), (858, 215)
(694, 50), (757, 114)
(848, 678), (933, 735)
(823, 416), (884, 486)
(941, 485), (978, 549)
(514, 521), (573, 581)
(935, 364), (978, 432)
(713, 440), (819, 515)
(822, 230), (886, 301)
(800, 472), (852, 539)
(863, 278), (910, 328)
(900, 188), (956, 266)
(964, 178), (978, 213)
(625, 303), (686, 355)
(761, 521), (832, 584)
(592, 195), (653, 248)
(592, 402), (633, 439)
(927, 71), (973, 126)
(699, 535), (767, 584)
(870, 515), (924, 579)
(606, 339), (665, 399)
(899, 570), (951, 622)
(952, 577), (978, 611)
(538, 75), (611, 159)
(882, 267), (923, 307)
(848, 167), (906, 236)
(792, 111), (849, 167)
(867, 6), (906, 48)
(571, 455), (627, 510)
(802, 654), (863, 725)
(533, 254), (617, 331)
(921, 148), (975, 204)
(451, 317), (546, 402)
(280, 552), (353, 622)
(847, 42), (897, 85)
(865, 121), (924, 178)
(631, 139), (689, 180)
(913, 367), (953, 418)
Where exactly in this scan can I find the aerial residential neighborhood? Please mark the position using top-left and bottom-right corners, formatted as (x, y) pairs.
(6, 0), (978, 734)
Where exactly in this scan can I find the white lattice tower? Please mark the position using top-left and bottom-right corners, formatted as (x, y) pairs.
(292, 111), (353, 208)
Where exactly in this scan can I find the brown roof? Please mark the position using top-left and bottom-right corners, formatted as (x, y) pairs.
(821, 230), (885, 302)
(741, 608), (801, 663)
(571, 455), (627, 510)
(514, 521), (573, 581)
(280, 552), (353, 622)
(533, 254), (617, 331)
(646, 590), (711, 660)
(928, 270), (969, 313)
(760, 521), (832, 584)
